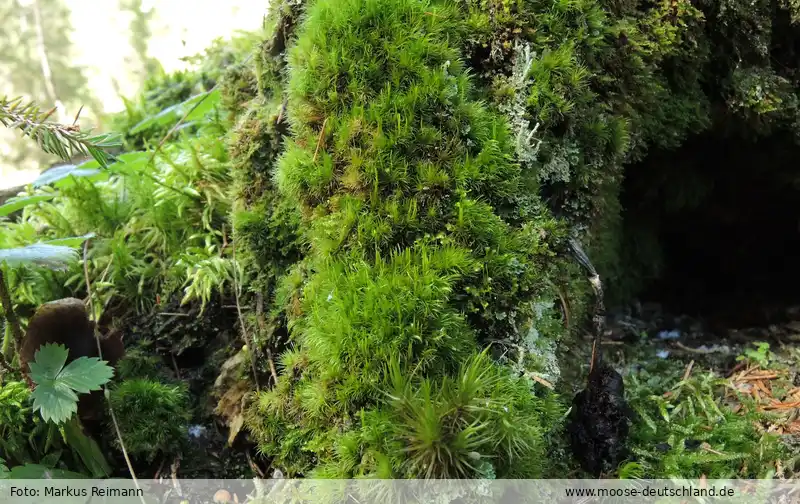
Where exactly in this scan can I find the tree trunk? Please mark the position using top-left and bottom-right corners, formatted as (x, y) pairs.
(30, 0), (68, 123)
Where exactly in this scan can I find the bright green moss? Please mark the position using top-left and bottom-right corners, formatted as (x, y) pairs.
(242, 0), (568, 477)
(108, 379), (192, 462)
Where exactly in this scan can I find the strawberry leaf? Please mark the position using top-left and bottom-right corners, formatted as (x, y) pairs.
(27, 343), (114, 424)
(28, 343), (69, 384)
(58, 357), (114, 394)
(31, 381), (79, 424)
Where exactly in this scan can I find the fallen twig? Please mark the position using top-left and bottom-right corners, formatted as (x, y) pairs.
(528, 373), (555, 390)
(266, 348), (279, 384)
(674, 341), (719, 354)
(726, 361), (747, 377)
(701, 443), (725, 456)
(682, 360), (695, 381)
(246, 450), (266, 478)
(738, 373), (781, 381)
(761, 401), (800, 410)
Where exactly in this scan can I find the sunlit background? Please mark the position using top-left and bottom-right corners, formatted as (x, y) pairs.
(1, 0), (268, 189)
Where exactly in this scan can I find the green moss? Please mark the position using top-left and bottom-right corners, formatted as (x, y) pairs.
(108, 379), (191, 462)
(456, 0), (800, 302)
(222, 0), (800, 480)
(115, 345), (164, 381)
(241, 0), (570, 478)
(625, 363), (788, 478)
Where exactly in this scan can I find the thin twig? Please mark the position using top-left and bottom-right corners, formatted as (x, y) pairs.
(265, 348), (279, 384)
(682, 360), (695, 381)
(246, 450), (266, 478)
(170, 456), (182, 496)
(231, 233), (261, 392)
(674, 341), (720, 354)
(255, 294), (279, 384)
(72, 105), (84, 126)
(82, 240), (144, 499)
(312, 117), (329, 162)
(171, 353), (181, 379)
(526, 372), (555, 390)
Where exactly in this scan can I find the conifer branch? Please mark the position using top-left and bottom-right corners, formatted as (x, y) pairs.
(0, 96), (121, 167)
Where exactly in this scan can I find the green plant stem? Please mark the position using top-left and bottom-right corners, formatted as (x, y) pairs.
(140, 84), (224, 200)
(0, 268), (23, 364)
(231, 232), (261, 391)
(81, 240), (144, 498)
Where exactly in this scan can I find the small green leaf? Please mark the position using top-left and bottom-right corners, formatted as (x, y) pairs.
(58, 357), (114, 394)
(44, 233), (96, 248)
(28, 343), (70, 384)
(0, 244), (80, 270)
(27, 343), (113, 424)
(88, 132), (123, 148)
(32, 164), (102, 187)
(6, 463), (87, 479)
(105, 151), (149, 175)
(0, 195), (54, 217)
(184, 88), (221, 122)
(129, 89), (220, 134)
(31, 381), (79, 424)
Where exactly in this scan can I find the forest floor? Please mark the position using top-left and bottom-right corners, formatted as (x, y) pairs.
(574, 299), (800, 471)
(143, 296), (800, 481)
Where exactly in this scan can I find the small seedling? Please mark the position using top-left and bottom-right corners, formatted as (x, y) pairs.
(736, 342), (772, 368)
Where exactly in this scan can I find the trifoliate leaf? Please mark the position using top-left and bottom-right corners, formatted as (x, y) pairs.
(58, 357), (114, 394)
(28, 343), (69, 384)
(31, 381), (79, 424)
(27, 343), (114, 423)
